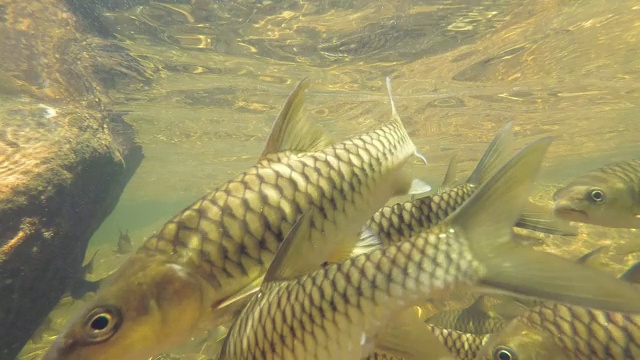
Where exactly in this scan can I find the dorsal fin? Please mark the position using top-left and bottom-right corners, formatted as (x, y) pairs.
(465, 121), (514, 185)
(467, 295), (492, 314)
(263, 210), (321, 285)
(441, 154), (459, 188)
(260, 78), (333, 158)
(619, 262), (640, 284)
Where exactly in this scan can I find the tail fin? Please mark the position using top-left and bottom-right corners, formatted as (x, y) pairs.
(450, 137), (640, 314)
(465, 121), (514, 185)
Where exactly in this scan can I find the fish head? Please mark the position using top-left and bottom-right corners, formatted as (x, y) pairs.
(476, 317), (569, 360)
(44, 256), (207, 360)
(552, 173), (638, 228)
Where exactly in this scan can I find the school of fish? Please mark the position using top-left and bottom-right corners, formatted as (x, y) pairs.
(42, 78), (640, 360)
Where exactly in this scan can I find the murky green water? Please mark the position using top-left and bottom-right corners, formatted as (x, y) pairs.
(18, 0), (640, 358)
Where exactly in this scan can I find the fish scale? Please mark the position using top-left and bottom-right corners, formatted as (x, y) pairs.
(426, 307), (506, 335)
(43, 78), (428, 360)
(427, 324), (490, 360)
(367, 184), (475, 246)
(524, 302), (640, 359)
(599, 159), (640, 191)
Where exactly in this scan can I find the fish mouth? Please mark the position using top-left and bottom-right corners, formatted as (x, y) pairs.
(553, 205), (589, 222)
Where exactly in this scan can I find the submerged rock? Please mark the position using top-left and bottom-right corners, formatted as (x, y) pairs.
(0, 0), (148, 358)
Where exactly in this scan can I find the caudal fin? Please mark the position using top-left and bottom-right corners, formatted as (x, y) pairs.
(450, 137), (640, 314)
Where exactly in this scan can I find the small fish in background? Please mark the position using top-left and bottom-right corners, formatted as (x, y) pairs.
(476, 261), (640, 360)
(219, 137), (640, 360)
(115, 228), (133, 254)
(553, 158), (640, 228)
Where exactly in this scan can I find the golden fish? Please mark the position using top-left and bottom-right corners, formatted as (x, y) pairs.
(477, 262), (640, 360)
(219, 136), (640, 360)
(553, 158), (640, 228)
(43, 78), (429, 360)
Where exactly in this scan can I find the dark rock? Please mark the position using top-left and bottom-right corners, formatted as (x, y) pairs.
(0, 0), (147, 358)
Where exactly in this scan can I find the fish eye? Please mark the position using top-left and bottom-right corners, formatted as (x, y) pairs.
(493, 345), (516, 360)
(83, 306), (122, 342)
(588, 188), (606, 204)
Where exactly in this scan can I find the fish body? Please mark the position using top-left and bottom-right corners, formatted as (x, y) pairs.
(220, 137), (640, 360)
(43, 78), (427, 360)
(553, 158), (640, 228)
(478, 263), (640, 360)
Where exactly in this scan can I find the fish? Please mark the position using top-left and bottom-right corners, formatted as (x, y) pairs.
(361, 121), (576, 252)
(477, 261), (640, 360)
(218, 136), (640, 360)
(553, 158), (640, 228)
(115, 228), (133, 254)
(43, 77), (430, 360)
